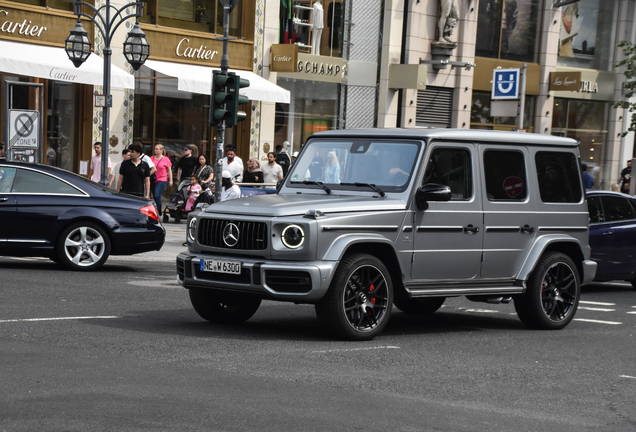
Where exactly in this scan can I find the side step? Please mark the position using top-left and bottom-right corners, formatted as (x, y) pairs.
(406, 286), (524, 298)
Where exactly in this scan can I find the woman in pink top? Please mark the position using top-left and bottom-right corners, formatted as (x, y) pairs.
(150, 143), (173, 213)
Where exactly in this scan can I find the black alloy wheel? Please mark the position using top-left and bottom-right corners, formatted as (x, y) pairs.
(514, 252), (580, 330)
(316, 253), (393, 341)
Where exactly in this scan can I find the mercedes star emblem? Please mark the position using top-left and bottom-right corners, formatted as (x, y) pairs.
(222, 222), (240, 247)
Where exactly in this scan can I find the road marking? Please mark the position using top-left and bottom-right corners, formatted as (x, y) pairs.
(580, 301), (615, 306)
(464, 309), (499, 313)
(627, 312), (636, 315)
(573, 318), (622, 325)
(313, 346), (400, 354)
(579, 307), (615, 312)
(620, 375), (636, 379)
(0, 316), (119, 323)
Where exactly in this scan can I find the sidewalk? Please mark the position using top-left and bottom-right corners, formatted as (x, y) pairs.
(110, 221), (187, 263)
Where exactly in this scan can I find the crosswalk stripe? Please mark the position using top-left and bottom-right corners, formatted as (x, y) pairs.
(579, 307), (615, 312)
(580, 301), (615, 306)
(574, 318), (622, 325)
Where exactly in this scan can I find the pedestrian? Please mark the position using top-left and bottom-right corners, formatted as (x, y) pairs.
(88, 142), (112, 182)
(222, 146), (244, 182)
(582, 163), (594, 190)
(117, 143), (151, 198)
(109, 148), (130, 190)
(292, 151), (299, 164)
(194, 153), (214, 191)
(619, 159), (632, 194)
(324, 151), (340, 183)
(308, 150), (324, 180)
(185, 175), (202, 211)
(275, 142), (292, 176)
(176, 144), (198, 189)
(243, 157), (264, 183)
(0, 142), (5, 159)
(262, 151), (284, 186)
(221, 170), (241, 201)
(150, 143), (173, 213)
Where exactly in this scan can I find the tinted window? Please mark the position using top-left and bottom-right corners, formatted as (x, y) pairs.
(0, 168), (17, 193)
(484, 150), (527, 201)
(12, 169), (84, 195)
(535, 152), (582, 203)
(587, 195), (604, 224)
(601, 196), (634, 222)
(423, 148), (472, 201)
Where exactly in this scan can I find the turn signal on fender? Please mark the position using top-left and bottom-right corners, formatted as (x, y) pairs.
(140, 205), (160, 222)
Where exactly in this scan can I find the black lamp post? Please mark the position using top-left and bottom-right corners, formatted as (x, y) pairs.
(65, 0), (149, 186)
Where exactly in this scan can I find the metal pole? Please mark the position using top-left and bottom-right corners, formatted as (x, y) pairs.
(100, 0), (112, 186)
(214, 1), (230, 203)
(519, 63), (527, 130)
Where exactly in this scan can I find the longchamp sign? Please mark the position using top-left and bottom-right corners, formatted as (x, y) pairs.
(277, 51), (348, 84)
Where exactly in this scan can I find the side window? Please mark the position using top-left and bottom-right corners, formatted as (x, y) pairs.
(535, 151), (582, 203)
(12, 169), (83, 195)
(601, 196), (635, 222)
(587, 195), (604, 224)
(483, 150), (527, 201)
(0, 168), (17, 193)
(423, 148), (472, 201)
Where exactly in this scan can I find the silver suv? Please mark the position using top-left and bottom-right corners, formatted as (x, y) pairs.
(177, 129), (596, 340)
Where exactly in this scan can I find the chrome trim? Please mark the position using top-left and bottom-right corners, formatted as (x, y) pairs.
(485, 226), (520, 232)
(402, 226), (413, 232)
(416, 226), (463, 232)
(322, 225), (399, 231)
(4, 239), (48, 243)
(538, 226), (588, 231)
(408, 286), (524, 297)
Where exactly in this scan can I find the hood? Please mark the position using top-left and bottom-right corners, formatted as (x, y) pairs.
(203, 194), (407, 217)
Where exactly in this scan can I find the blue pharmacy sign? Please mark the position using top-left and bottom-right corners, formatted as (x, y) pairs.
(492, 68), (520, 100)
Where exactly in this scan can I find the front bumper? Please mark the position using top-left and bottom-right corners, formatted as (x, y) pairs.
(581, 259), (597, 286)
(176, 251), (339, 302)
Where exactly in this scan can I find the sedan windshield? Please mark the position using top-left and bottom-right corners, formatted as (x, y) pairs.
(287, 139), (421, 193)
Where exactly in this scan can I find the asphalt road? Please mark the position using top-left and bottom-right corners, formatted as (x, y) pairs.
(0, 253), (635, 431)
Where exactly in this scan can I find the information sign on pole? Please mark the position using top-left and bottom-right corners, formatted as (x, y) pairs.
(9, 109), (40, 148)
(492, 68), (520, 100)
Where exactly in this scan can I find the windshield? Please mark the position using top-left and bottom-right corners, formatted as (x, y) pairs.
(286, 139), (421, 193)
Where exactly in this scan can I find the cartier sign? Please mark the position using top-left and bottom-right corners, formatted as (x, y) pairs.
(271, 44), (299, 72)
(176, 38), (218, 61)
(549, 72), (581, 91)
(0, 10), (48, 38)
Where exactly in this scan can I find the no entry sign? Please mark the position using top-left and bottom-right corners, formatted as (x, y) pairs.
(9, 109), (39, 148)
(503, 176), (524, 198)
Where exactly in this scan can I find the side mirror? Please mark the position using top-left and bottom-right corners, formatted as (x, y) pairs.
(416, 183), (451, 209)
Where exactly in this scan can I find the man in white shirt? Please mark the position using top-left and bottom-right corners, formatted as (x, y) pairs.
(88, 142), (112, 182)
(262, 152), (284, 186)
(221, 146), (244, 182)
(221, 170), (241, 202)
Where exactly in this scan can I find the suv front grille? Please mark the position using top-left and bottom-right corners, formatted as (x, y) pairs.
(198, 219), (268, 250)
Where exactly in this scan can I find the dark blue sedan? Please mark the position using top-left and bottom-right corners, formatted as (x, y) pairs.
(587, 190), (636, 287)
(0, 161), (165, 270)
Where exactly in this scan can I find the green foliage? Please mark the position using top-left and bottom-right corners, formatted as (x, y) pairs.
(614, 41), (636, 137)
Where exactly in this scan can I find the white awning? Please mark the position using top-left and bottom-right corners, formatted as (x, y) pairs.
(0, 40), (134, 89)
(144, 59), (290, 104)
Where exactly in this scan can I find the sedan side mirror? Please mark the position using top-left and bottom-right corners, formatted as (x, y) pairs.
(416, 183), (452, 210)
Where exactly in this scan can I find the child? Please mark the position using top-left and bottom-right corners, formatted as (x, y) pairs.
(185, 175), (202, 211)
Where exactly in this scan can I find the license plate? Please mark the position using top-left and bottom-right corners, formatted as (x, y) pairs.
(200, 258), (242, 274)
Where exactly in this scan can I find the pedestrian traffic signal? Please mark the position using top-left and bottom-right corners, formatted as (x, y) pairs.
(210, 70), (233, 126)
(226, 72), (250, 126)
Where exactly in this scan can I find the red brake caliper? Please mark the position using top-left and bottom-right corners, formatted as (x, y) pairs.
(370, 284), (376, 305)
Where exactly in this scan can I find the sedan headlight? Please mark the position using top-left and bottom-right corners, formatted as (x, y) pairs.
(187, 217), (197, 242)
(281, 224), (304, 249)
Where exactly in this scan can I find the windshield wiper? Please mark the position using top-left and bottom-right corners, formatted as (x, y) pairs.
(340, 182), (386, 197)
(300, 180), (332, 195)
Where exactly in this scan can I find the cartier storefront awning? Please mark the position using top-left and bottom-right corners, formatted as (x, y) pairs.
(144, 59), (290, 104)
(0, 40), (134, 89)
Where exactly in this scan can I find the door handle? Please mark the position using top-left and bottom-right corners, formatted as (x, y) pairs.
(0, 197), (8, 202)
(464, 224), (479, 234)
(602, 231), (613, 236)
(521, 225), (535, 234)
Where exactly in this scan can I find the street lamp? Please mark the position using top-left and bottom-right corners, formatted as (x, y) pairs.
(65, 0), (149, 186)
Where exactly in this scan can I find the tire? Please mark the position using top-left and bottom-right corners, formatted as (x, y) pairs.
(56, 221), (111, 271)
(189, 290), (261, 324)
(514, 252), (580, 330)
(162, 213), (169, 223)
(315, 253), (393, 341)
(394, 297), (445, 315)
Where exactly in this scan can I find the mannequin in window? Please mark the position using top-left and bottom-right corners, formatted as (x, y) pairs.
(280, 0), (294, 44)
(311, 0), (324, 55)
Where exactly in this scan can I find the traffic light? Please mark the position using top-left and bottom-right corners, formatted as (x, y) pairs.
(210, 70), (233, 126)
(226, 72), (250, 126)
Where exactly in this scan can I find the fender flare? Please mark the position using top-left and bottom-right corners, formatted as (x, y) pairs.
(56, 207), (120, 233)
(517, 234), (585, 282)
(321, 233), (398, 262)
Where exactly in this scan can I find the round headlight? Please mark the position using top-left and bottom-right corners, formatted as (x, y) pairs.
(281, 224), (304, 249)
(187, 217), (197, 242)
